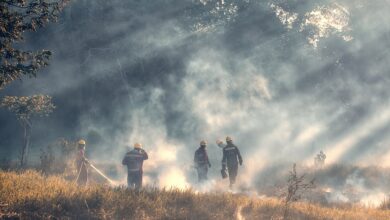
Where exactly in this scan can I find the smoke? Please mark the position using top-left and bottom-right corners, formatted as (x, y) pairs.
(1, 0), (390, 206)
(158, 167), (191, 189)
(318, 166), (389, 207)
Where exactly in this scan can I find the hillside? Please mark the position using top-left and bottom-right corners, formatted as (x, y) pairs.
(1, 170), (390, 219)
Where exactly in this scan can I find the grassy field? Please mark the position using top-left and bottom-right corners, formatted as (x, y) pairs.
(1, 170), (390, 219)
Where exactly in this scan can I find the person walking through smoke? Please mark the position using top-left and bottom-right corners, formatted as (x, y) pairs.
(122, 143), (148, 189)
(216, 139), (228, 179)
(314, 150), (326, 169)
(194, 140), (211, 182)
(75, 139), (89, 186)
(221, 136), (243, 188)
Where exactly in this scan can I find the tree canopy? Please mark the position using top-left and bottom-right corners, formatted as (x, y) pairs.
(0, 0), (69, 89)
(0, 95), (55, 122)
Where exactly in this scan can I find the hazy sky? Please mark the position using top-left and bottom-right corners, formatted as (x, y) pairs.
(1, 0), (390, 189)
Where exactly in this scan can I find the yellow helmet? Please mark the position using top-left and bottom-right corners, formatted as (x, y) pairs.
(226, 136), (233, 142)
(134, 143), (142, 149)
(78, 139), (86, 145)
(200, 140), (207, 146)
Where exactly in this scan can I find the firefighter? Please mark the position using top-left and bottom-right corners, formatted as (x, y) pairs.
(221, 136), (243, 188)
(76, 139), (89, 186)
(216, 139), (228, 179)
(194, 140), (211, 182)
(122, 143), (148, 189)
(314, 150), (326, 168)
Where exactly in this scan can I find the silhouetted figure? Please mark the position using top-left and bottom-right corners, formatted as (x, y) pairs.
(314, 150), (326, 169)
(222, 136), (243, 188)
(194, 140), (211, 182)
(122, 143), (148, 189)
(76, 139), (89, 186)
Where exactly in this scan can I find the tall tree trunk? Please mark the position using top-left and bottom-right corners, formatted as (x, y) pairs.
(20, 120), (31, 167)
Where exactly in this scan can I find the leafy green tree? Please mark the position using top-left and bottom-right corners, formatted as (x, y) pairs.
(0, 95), (55, 166)
(0, 0), (70, 166)
(0, 0), (70, 89)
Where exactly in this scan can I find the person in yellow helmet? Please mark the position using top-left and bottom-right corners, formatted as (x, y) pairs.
(216, 139), (227, 178)
(221, 136), (243, 188)
(76, 139), (89, 186)
(122, 143), (148, 189)
(194, 140), (211, 182)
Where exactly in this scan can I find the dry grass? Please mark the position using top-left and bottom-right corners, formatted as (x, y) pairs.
(1, 170), (390, 219)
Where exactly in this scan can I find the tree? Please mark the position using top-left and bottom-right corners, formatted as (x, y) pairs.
(39, 138), (78, 175)
(0, 0), (70, 166)
(281, 164), (315, 219)
(0, 0), (70, 89)
(0, 95), (55, 166)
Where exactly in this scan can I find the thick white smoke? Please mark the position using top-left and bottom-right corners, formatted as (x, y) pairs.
(2, 0), (390, 206)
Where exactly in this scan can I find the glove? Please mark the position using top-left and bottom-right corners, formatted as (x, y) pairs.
(239, 160), (243, 166)
(208, 163), (211, 168)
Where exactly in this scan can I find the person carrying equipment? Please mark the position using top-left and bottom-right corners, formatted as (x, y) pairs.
(76, 139), (89, 186)
(194, 140), (211, 182)
(221, 136), (243, 188)
(122, 143), (148, 189)
(216, 139), (227, 179)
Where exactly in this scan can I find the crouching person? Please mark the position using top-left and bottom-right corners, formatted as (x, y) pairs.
(122, 143), (148, 189)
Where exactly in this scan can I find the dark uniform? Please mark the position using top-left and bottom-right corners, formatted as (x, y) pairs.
(194, 146), (211, 182)
(222, 142), (243, 187)
(76, 148), (89, 186)
(122, 148), (148, 189)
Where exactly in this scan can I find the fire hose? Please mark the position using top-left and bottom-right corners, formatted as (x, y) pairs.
(75, 159), (116, 186)
(88, 163), (116, 186)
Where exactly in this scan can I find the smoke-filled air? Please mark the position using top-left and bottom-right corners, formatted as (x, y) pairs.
(1, 0), (390, 219)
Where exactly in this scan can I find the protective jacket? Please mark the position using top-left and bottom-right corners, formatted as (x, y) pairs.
(122, 148), (148, 189)
(194, 147), (211, 167)
(222, 142), (243, 187)
(222, 143), (242, 168)
(194, 146), (211, 182)
(122, 148), (148, 172)
(76, 149), (88, 186)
